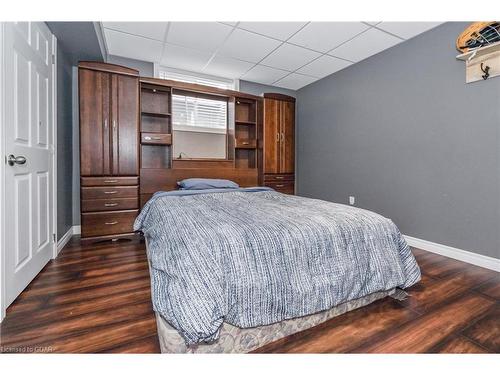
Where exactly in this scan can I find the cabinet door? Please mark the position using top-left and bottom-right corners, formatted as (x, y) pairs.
(263, 98), (280, 174)
(111, 74), (139, 176)
(79, 69), (111, 176)
(280, 100), (295, 174)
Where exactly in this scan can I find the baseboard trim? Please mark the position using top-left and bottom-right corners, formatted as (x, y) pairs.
(56, 227), (73, 255)
(56, 225), (81, 255)
(405, 235), (500, 272)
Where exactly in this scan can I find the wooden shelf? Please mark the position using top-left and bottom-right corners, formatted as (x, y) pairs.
(141, 111), (171, 118)
(235, 120), (256, 125)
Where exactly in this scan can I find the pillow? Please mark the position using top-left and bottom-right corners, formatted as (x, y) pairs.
(177, 178), (239, 190)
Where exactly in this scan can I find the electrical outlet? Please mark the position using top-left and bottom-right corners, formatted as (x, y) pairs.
(349, 196), (355, 205)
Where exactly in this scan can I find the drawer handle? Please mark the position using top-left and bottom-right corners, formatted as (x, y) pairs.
(242, 141), (249, 145)
(104, 180), (118, 183)
(105, 221), (118, 225)
(144, 136), (162, 141)
(275, 176), (284, 179)
(104, 203), (118, 207)
(104, 191), (117, 194)
(276, 184), (285, 188)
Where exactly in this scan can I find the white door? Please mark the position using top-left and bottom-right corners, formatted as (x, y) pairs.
(3, 22), (56, 308)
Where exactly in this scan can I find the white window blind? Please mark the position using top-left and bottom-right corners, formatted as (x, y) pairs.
(172, 94), (227, 134)
(157, 67), (236, 90)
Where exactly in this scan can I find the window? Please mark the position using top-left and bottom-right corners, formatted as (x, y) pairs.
(172, 93), (227, 134)
(155, 65), (237, 90)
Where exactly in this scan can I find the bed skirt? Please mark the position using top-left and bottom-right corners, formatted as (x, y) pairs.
(155, 288), (396, 353)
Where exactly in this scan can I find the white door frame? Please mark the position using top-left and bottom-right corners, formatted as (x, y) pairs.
(0, 22), (58, 322)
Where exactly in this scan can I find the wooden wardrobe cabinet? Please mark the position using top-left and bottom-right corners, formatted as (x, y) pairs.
(79, 62), (140, 243)
(261, 93), (295, 194)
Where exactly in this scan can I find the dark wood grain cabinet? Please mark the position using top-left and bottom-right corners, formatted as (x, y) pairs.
(262, 93), (295, 194)
(79, 62), (140, 243)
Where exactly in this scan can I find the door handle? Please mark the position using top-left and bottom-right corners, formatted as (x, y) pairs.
(104, 119), (108, 130)
(280, 133), (284, 142)
(276, 133), (280, 142)
(7, 154), (27, 166)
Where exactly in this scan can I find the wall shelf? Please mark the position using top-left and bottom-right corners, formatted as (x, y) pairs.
(235, 120), (256, 125)
(456, 41), (500, 83)
(141, 111), (171, 117)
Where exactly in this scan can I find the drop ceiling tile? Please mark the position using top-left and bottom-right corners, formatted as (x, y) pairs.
(260, 43), (321, 71)
(241, 64), (290, 85)
(328, 27), (401, 62)
(104, 29), (163, 62)
(376, 22), (442, 39)
(288, 22), (370, 53)
(297, 55), (351, 78)
(161, 43), (213, 72)
(203, 55), (254, 79)
(167, 22), (233, 52)
(102, 22), (168, 41)
(218, 21), (238, 26)
(237, 22), (308, 41)
(218, 28), (281, 63)
(274, 73), (318, 90)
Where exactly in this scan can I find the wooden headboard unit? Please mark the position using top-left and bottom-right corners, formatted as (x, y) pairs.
(138, 77), (262, 206)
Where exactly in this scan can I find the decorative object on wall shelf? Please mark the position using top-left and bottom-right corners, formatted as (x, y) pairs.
(456, 22), (500, 83)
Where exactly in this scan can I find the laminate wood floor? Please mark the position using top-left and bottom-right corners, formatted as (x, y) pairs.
(0, 236), (498, 353)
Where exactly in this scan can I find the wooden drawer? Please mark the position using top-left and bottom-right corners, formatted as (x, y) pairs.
(265, 181), (295, 195)
(235, 139), (257, 149)
(81, 176), (139, 186)
(81, 186), (138, 200)
(264, 174), (295, 182)
(141, 132), (172, 145)
(81, 210), (138, 238)
(81, 198), (139, 212)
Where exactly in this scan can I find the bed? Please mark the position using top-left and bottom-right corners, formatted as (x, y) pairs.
(134, 185), (421, 353)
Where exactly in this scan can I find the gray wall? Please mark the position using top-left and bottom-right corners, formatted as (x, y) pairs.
(54, 45), (74, 239)
(46, 22), (104, 236)
(296, 22), (500, 259)
(107, 55), (154, 77)
(71, 67), (80, 226)
(240, 80), (296, 97)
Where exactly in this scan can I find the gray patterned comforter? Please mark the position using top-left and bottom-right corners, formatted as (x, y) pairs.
(134, 188), (421, 345)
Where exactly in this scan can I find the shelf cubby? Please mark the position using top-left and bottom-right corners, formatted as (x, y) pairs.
(234, 97), (258, 168)
(235, 98), (256, 124)
(141, 144), (171, 169)
(141, 85), (171, 115)
(141, 113), (171, 133)
(235, 149), (256, 169)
